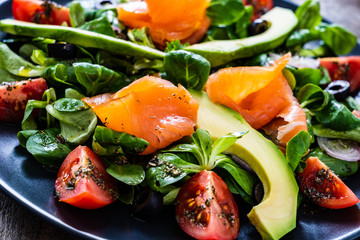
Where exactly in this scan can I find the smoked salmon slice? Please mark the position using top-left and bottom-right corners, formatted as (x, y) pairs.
(353, 110), (360, 119)
(205, 53), (308, 148)
(117, 0), (210, 46)
(83, 76), (199, 155)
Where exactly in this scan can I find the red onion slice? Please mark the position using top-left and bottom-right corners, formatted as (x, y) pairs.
(317, 137), (360, 162)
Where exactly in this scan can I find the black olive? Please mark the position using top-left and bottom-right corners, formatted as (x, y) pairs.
(253, 182), (264, 204)
(47, 43), (77, 59)
(2, 38), (29, 53)
(248, 19), (269, 36)
(324, 80), (351, 102)
(131, 188), (163, 222)
(95, 0), (114, 9)
(230, 154), (256, 176)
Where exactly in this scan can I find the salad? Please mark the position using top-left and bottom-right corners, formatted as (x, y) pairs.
(0, 0), (360, 239)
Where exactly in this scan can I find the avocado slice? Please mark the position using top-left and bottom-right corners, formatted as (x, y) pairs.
(190, 90), (298, 240)
(185, 7), (298, 67)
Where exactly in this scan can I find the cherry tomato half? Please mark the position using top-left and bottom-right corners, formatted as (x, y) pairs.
(12, 0), (70, 25)
(298, 157), (359, 209)
(320, 56), (360, 92)
(55, 146), (118, 209)
(0, 78), (48, 122)
(175, 170), (240, 240)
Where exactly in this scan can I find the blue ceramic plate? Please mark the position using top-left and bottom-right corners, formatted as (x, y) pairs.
(0, 1), (359, 239)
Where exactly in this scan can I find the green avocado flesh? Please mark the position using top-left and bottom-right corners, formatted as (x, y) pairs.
(191, 90), (298, 240)
(185, 7), (298, 67)
(0, 19), (165, 59)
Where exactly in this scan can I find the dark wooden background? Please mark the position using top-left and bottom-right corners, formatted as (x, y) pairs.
(1, 0), (360, 239)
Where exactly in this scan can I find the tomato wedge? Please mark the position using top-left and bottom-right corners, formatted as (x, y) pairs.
(55, 146), (118, 209)
(12, 0), (70, 25)
(0, 78), (48, 122)
(298, 157), (359, 209)
(175, 170), (240, 240)
(353, 110), (360, 119)
(319, 56), (360, 92)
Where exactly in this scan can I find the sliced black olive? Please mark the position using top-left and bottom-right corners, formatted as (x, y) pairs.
(47, 43), (78, 59)
(2, 37), (31, 53)
(248, 19), (269, 36)
(253, 182), (264, 204)
(230, 154), (256, 176)
(95, 0), (114, 9)
(324, 80), (351, 102)
(131, 188), (163, 222)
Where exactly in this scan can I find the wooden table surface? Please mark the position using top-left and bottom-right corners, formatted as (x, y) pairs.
(1, 0), (360, 240)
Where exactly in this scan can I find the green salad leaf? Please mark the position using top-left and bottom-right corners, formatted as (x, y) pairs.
(164, 50), (210, 90)
(23, 128), (73, 167)
(0, 42), (45, 77)
(207, 0), (245, 26)
(92, 126), (149, 156)
(21, 88), (57, 130)
(295, 0), (322, 30)
(320, 24), (357, 55)
(107, 162), (145, 185)
(286, 130), (311, 171)
(46, 98), (97, 144)
(128, 27), (155, 48)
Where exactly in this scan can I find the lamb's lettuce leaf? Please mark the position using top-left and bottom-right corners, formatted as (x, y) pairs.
(92, 126), (149, 156)
(164, 50), (210, 91)
(46, 98), (97, 144)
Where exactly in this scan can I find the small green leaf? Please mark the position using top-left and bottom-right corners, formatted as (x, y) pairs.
(107, 163), (145, 185)
(297, 83), (330, 112)
(207, 0), (245, 26)
(209, 131), (247, 168)
(146, 153), (201, 190)
(79, 14), (116, 37)
(293, 68), (323, 90)
(17, 130), (40, 147)
(65, 88), (85, 99)
(163, 187), (180, 205)
(295, 0), (322, 30)
(286, 29), (321, 48)
(73, 62), (128, 96)
(54, 98), (87, 112)
(320, 24), (357, 55)
(316, 100), (360, 131)
(127, 27), (155, 48)
(69, 1), (86, 27)
(164, 50), (210, 91)
(313, 124), (360, 143)
(165, 143), (203, 164)
(286, 130), (311, 171)
(21, 88), (57, 130)
(211, 131), (247, 158)
(192, 129), (213, 167)
(0, 42), (45, 77)
(165, 40), (189, 52)
(216, 158), (256, 196)
(25, 128), (73, 167)
(46, 99), (98, 144)
(92, 126), (148, 156)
